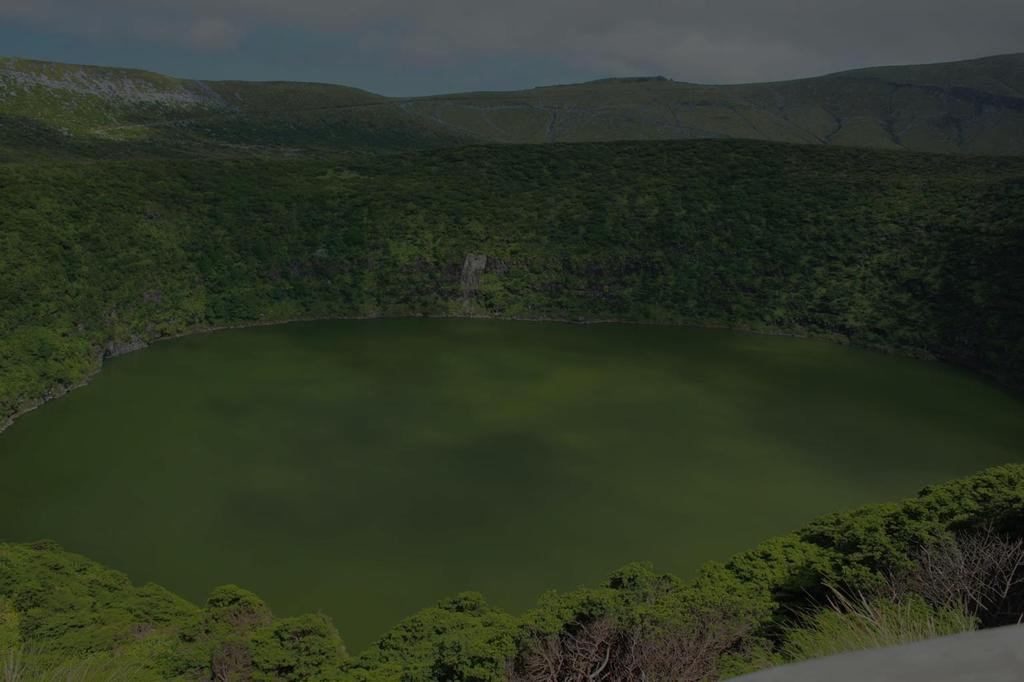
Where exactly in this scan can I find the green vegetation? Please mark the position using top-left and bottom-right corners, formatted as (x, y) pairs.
(402, 53), (1024, 155)
(1, 464), (1021, 680)
(0, 543), (343, 681)
(2, 50), (1023, 680)
(2, 53), (1023, 158)
(783, 593), (977, 661)
(3, 139), (1023, 428)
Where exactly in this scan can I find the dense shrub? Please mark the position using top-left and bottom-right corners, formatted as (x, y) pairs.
(250, 614), (346, 681)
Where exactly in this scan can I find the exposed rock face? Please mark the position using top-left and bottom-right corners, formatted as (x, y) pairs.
(0, 58), (231, 109)
(461, 253), (488, 295)
(103, 338), (148, 358)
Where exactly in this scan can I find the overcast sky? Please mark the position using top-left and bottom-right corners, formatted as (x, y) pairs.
(1, 0), (1022, 96)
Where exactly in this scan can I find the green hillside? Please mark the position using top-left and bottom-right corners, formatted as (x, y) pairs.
(2, 53), (1023, 157)
(3, 463), (1022, 680)
(0, 57), (468, 159)
(3, 139), (1023, 428)
(405, 53), (1024, 154)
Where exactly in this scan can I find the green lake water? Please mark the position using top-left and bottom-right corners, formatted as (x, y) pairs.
(1, 319), (1022, 649)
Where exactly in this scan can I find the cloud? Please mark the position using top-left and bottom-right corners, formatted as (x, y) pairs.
(0, 2), (243, 51)
(0, 0), (1021, 84)
(184, 18), (244, 51)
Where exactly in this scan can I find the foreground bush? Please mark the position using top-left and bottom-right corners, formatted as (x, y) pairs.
(898, 525), (1024, 626)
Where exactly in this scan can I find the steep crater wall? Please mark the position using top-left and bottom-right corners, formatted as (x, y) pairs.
(2, 140), (1022, 427)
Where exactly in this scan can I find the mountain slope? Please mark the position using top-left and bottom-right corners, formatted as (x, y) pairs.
(0, 57), (470, 158)
(404, 53), (1024, 154)
(1, 54), (1022, 157)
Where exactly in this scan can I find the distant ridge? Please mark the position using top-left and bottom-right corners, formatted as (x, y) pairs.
(570, 76), (672, 86)
(1, 53), (1023, 157)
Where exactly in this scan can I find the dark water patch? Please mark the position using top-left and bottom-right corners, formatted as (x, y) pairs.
(0, 319), (1021, 650)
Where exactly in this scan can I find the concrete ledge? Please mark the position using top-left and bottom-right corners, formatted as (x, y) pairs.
(730, 625), (1024, 682)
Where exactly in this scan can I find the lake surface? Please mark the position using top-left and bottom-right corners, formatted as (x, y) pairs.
(1, 319), (1022, 649)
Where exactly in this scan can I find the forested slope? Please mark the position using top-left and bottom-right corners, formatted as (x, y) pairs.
(2, 139), (1023, 427)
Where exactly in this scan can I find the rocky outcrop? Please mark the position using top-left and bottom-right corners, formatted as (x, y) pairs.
(103, 338), (148, 358)
(460, 253), (488, 295)
(0, 58), (231, 109)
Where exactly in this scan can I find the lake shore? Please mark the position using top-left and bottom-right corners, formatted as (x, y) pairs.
(1, 311), (947, 437)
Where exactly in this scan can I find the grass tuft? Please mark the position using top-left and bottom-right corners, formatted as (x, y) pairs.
(784, 590), (977, 662)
